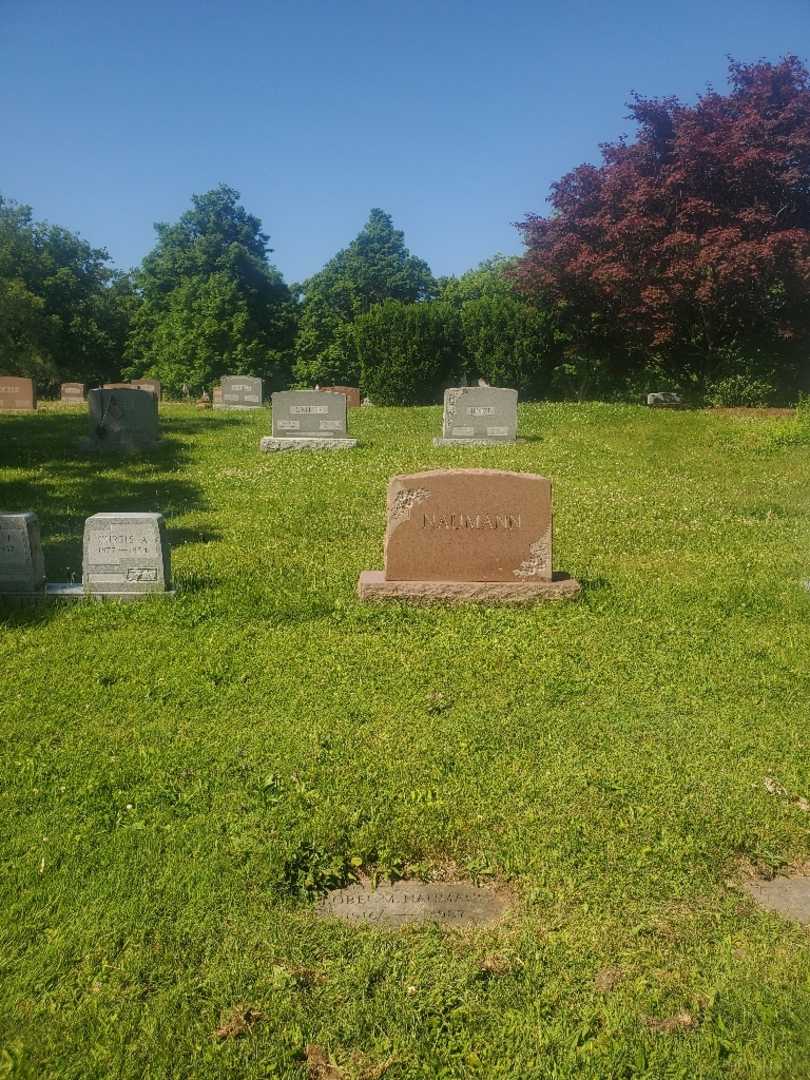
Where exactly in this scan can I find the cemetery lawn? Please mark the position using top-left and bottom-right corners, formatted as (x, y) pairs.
(2, 401), (810, 1080)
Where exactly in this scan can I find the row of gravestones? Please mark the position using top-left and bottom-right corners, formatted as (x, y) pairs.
(0, 375), (686, 416)
(0, 469), (580, 605)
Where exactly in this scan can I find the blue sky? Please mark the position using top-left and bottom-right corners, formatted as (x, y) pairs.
(2, 0), (809, 283)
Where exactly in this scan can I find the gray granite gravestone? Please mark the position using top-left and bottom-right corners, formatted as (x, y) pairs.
(433, 386), (518, 446)
(60, 382), (85, 404)
(0, 512), (46, 599)
(647, 392), (684, 408)
(80, 513), (172, 599)
(261, 390), (357, 452)
(83, 387), (159, 453)
(215, 375), (264, 409)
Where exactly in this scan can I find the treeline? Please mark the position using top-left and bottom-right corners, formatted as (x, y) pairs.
(3, 56), (809, 406)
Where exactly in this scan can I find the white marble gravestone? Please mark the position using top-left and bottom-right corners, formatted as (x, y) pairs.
(0, 512), (46, 598)
(433, 386), (518, 446)
(81, 513), (172, 599)
(216, 376), (264, 409)
(260, 390), (357, 452)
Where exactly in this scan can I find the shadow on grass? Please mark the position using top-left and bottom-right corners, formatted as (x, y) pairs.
(0, 410), (211, 579)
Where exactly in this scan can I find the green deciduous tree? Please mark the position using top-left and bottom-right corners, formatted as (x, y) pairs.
(355, 300), (462, 405)
(293, 209), (436, 386)
(460, 295), (561, 395)
(125, 185), (296, 393)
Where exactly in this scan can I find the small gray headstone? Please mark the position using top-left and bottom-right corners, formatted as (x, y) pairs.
(60, 382), (85, 403)
(84, 388), (159, 453)
(0, 512), (46, 597)
(647, 392), (684, 408)
(82, 513), (172, 599)
(315, 880), (510, 927)
(434, 386), (518, 446)
(261, 390), (357, 452)
(216, 375), (264, 409)
(744, 876), (810, 924)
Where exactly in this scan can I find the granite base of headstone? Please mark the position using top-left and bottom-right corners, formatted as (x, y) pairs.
(81, 387), (159, 453)
(261, 390), (357, 452)
(647, 392), (685, 408)
(358, 468), (580, 604)
(0, 376), (36, 412)
(433, 386), (518, 446)
(0, 512), (47, 601)
(214, 376), (264, 410)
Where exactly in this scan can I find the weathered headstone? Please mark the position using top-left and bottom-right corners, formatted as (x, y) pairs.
(433, 386), (518, 446)
(315, 880), (510, 927)
(215, 375), (264, 410)
(0, 376), (36, 412)
(83, 387), (159, 453)
(0, 512), (46, 598)
(647, 392), (684, 408)
(320, 385), (361, 409)
(212, 386), (223, 406)
(81, 513), (172, 599)
(60, 382), (85, 404)
(261, 390), (357, 452)
(358, 469), (580, 603)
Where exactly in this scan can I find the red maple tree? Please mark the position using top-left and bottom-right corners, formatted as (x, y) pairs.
(514, 57), (810, 397)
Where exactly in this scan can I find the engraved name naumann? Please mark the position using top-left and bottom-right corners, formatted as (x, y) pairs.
(422, 513), (521, 530)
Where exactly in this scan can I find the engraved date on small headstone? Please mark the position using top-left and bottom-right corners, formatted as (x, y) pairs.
(315, 880), (509, 927)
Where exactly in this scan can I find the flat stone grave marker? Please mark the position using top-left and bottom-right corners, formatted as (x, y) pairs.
(261, 390), (357, 452)
(0, 376), (36, 412)
(744, 876), (810, 924)
(358, 468), (580, 603)
(315, 880), (510, 928)
(647, 392), (684, 408)
(320, 385), (361, 409)
(216, 375), (263, 409)
(60, 382), (85, 403)
(83, 387), (159, 453)
(0, 512), (46, 598)
(79, 513), (172, 600)
(434, 386), (518, 446)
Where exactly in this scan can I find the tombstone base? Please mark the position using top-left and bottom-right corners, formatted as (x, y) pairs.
(260, 436), (358, 452)
(433, 437), (518, 447)
(213, 404), (263, 411)
(46, 582), (175, 602)
(357, 570), (581, 604)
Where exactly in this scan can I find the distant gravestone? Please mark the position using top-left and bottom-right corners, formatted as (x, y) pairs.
(81, 513), (172, 599)
(215, 375), (263, 409)
(60, 382), (85, 404)
(83, 387), (159, 453)
(320, 385), (361, 409)
(315, 880), (510, 927)
(647, 392), (684, 408)
(212, 386), (223, 405)
(433, 386), (518, 446)
(0, 377), (36, 412)
(0, 512), (46, 598)
(131, 378), (161, 401)
(358, 469), (580, 603)
(261, 390), (357, 452)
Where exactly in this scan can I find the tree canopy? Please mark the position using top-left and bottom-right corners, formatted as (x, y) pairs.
(514, 56), (810, 398)
(125, 185), (296, 392)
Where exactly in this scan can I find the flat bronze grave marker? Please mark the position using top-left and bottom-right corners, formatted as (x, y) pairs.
(315, 880), (510, 927)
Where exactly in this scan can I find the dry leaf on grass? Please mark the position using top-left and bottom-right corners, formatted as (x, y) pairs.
(762, 776), (810, 812)
(594, 966), (622, 992)
(644, 1010), (697, 1034)
(214, 1004), (262, 1040)
(479, 954), (512, 976)
(306, 1045), (344, 1079)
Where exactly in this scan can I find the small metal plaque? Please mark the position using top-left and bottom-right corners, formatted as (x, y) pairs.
(315, 880), (509, 927)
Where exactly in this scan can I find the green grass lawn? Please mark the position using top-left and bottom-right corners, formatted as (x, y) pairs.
(2, 402), (810, 1079)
